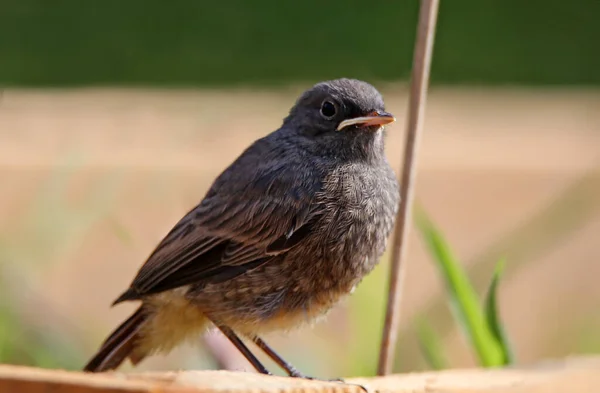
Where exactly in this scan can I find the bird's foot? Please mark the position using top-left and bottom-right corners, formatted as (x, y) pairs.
(289, 373), (369, 392)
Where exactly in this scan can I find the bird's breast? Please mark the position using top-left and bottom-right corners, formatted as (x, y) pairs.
(312, 161), (399, 290)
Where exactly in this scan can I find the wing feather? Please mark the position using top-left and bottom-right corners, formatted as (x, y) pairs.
(114, 160), (322, 304)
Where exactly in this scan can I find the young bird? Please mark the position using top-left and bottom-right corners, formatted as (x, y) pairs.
(84, 78), (400, 377)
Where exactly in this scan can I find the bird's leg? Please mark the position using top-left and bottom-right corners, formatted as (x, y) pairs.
(252, 336), (370, 392)
(211, 327), (367, 392)
(213, 324), (272, 375)
(252, 336), (306, 378)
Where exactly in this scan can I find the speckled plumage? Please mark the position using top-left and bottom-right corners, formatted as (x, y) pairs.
(84, 78), (400, 373)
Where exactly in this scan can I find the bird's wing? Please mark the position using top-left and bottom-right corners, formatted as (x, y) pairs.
(114, 164), (322, 304)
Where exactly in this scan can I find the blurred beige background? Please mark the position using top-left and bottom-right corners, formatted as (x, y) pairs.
(0, 85), (599, 377)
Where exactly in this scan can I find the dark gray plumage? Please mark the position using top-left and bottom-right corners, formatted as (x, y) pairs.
(84, 78), (400, 376)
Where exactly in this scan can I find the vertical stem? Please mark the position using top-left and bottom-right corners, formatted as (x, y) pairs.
(377, 0), (440, 376)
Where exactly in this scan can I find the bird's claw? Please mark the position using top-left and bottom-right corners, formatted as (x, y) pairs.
(289, 374), (369, 393)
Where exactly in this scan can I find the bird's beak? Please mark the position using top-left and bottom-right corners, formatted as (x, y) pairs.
(336, 110), (396, 131)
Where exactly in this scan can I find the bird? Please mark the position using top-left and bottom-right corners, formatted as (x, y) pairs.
(83, 78), (400, 378)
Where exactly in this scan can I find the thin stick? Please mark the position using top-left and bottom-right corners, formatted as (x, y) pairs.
(377, 0), (440, 376)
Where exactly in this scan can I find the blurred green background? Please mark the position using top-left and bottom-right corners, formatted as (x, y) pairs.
(1, 0), (599, 87)
(1, 0), (600, 381)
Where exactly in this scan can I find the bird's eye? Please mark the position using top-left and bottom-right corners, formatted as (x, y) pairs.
(320, 101), (337, 119)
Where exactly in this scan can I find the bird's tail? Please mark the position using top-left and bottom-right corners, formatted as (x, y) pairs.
(83, 306), (148, 372)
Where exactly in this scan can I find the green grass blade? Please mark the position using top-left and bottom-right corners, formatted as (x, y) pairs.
(484, 259), (515, 365)
(416, 318), (449, 370)
(415, 210), (504, 367)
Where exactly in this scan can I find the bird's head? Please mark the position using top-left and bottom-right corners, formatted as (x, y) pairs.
(283, 78), (395, 160)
